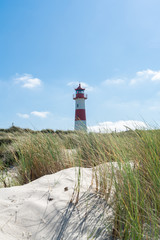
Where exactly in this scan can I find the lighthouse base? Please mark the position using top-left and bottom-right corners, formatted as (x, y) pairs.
(75, 120), (87, 131)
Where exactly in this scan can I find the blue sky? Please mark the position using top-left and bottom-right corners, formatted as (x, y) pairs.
(1, 0), (160, 131)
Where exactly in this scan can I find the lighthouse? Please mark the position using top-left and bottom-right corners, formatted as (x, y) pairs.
(73, 84), (87, 131)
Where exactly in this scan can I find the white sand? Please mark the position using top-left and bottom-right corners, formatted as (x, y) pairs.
(0, 167), (113, 240)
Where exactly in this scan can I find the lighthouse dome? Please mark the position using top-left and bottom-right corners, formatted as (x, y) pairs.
(75, 83), (85, 91)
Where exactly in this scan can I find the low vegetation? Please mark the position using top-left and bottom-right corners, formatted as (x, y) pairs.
(0, 126), (160, 239)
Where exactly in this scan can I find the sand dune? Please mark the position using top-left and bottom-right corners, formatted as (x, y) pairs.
(0, 167), (113, 240)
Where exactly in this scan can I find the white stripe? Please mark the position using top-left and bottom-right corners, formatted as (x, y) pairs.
(75, 99), (85, 109)
(75, 120), (87, 131)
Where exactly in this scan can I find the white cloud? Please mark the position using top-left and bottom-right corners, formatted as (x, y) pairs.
(15, 74), (42, 89)
(88, 120), (147, 133)
(67, 81), (94, 91)
(31, 111), (50, 118)
(152, 72), (160, 81)
(17, 113), (30, 119)
(103, 78), (125, 85)
(130, 69), (160, 85)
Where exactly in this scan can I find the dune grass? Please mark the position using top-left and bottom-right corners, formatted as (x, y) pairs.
(0, 127), (160, 239)
(13, 132), (77, 184)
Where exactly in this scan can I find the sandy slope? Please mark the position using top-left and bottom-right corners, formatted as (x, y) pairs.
(0, 167), (113, 240)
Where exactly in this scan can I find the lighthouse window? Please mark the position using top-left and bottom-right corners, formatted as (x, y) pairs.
(76, 90), (84, 94)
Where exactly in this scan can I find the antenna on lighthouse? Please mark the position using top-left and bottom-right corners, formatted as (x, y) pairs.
(73, 83), (87, 131)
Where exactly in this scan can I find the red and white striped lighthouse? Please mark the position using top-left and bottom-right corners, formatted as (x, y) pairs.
(73, 84), (87, 131)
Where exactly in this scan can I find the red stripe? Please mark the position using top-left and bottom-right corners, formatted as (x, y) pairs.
(73, 93), (87, 99)
(75, 93), (84, 98)
(75, 109), (86, 121)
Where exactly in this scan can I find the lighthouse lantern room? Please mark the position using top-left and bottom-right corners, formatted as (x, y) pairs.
(73, 84), (87, 131)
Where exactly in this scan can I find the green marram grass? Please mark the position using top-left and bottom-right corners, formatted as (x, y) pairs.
(0, 127), (160, 239)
